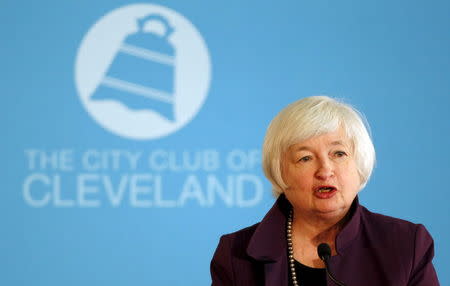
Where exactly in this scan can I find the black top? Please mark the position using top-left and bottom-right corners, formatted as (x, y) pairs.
(289, 260), (327, 286)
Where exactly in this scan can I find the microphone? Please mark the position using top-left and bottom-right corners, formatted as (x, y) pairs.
(317, 243), (347, 286)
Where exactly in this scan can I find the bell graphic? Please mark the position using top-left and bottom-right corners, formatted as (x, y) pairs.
(91, 14), (176, 121)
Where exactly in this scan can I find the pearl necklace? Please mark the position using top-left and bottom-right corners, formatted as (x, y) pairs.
(286, 209), (300, 286)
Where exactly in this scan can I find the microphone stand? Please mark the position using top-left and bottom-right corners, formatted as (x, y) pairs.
(317, 243), (347, 286)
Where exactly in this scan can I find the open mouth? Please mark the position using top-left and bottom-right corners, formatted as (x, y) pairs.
(316, 186), (337, 193)
(314, 186), (337, 199)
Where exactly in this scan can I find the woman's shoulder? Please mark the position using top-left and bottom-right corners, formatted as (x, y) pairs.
(360, 205), (422, 230)
(219, 223), (260, 251)
(358, 205), (433, 245)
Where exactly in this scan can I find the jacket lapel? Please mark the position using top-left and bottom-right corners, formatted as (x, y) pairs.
(247, 195), (291, 286)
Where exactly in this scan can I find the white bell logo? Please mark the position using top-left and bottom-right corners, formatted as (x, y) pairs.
(75, 4), (211, 140)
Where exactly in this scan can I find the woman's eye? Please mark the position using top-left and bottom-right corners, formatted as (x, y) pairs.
(299, 156), (311, 162)
(334, 151), (347, 157)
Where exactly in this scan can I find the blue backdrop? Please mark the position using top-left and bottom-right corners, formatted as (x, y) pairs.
(1, 0), (449, 285)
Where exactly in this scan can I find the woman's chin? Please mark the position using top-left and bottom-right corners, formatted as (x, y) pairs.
(312, 204), (348, 220)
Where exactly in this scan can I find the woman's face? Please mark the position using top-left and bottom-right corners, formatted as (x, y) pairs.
(281, 128), (361, 221)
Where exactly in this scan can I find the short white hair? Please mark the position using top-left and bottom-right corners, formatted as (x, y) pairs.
(262, 95), (376, 196)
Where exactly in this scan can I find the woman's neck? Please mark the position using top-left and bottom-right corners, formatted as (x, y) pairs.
(291, 208), (351, 263)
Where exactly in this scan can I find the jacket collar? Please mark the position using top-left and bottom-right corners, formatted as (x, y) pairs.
(246, 194), (291, 261)
(246, 195), (291, 286)
(246, 194), (362, 260)
(335, 196), (362, 254)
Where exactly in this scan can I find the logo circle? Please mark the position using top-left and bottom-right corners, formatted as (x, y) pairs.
(75, 4), (211, 140)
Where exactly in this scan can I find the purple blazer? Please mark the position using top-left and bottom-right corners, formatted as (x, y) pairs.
(210, 195), (440, 286)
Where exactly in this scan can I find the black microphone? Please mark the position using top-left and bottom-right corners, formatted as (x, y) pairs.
(317, 243), (347, 286)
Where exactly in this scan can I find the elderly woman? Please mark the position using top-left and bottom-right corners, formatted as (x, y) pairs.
(210, 96), (439, 286)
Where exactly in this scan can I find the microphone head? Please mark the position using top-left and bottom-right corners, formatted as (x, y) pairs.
(317, 243), (331, 261)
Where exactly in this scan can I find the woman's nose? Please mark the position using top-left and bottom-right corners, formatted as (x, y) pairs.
(315, 160), (334, 180)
